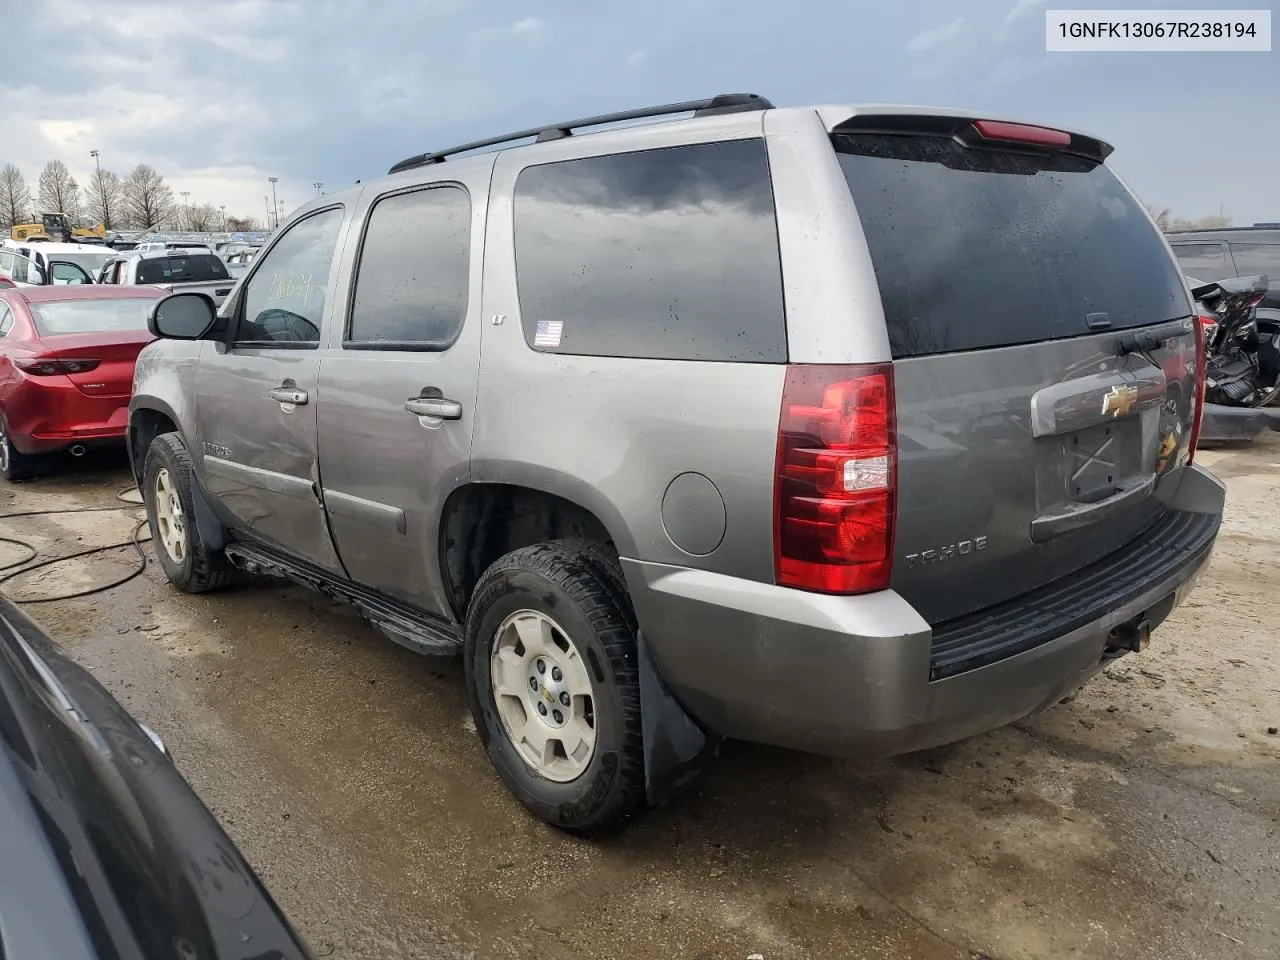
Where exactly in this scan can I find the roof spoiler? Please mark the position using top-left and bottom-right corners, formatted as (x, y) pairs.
(832, 113), (1113, 164)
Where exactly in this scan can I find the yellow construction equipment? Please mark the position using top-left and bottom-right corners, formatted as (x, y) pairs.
(10, 212), (73, 242)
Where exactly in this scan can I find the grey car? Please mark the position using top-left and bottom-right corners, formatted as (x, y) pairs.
(128, 94), (1224, 834)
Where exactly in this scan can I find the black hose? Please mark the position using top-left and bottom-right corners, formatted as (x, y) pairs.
(0, 486), (152, 603)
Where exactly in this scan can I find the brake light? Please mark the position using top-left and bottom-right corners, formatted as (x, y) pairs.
(15, 357), (101, 376)
(774, 364), (896, 594)
(972, 119), (1071, 147)
(1188, 319), (1208, 462)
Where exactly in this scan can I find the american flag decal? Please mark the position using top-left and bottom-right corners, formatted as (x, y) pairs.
(534, 320), (563, 347)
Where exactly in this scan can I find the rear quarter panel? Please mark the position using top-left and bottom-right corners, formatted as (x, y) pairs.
(473, 116), (789, 582)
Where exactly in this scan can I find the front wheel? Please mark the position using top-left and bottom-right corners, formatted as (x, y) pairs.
(464, 540), (646, 835)
(142, 433), (234, 593)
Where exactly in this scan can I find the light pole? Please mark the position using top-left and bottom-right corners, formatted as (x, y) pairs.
(180, 191), (191, 230)
(90, 149), (111, 230)
(267, 177), (279, 229)
(219, 205), (226, 231)
(314, 181), (324, 196)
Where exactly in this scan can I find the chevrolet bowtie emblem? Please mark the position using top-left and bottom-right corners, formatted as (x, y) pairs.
(1101, 384), (1138, 418)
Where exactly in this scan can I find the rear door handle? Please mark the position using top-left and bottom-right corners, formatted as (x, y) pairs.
(405, 397), (462, 420)
(269, 387), (309, 405)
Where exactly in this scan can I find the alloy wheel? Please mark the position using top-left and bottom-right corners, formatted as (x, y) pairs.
(490, 609), (598, 783)
(152, 467), (187, 564)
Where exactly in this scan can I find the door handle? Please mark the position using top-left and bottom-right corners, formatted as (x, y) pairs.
(405, 397), (462, 420)
(269, 386), (309, 405)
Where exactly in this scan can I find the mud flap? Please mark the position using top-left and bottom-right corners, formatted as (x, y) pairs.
(638, 630), (719, 808)
(189, 474), (226, 551)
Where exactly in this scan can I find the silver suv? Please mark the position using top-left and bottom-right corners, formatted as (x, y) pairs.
(129, 94), (1224, 834)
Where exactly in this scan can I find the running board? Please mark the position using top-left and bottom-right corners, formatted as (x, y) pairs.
(223, 542), (463, 657)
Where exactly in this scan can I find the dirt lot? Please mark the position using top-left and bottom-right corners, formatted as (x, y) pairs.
(1, 444), (1277, 960)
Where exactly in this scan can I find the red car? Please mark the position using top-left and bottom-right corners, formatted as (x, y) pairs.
(0, 285), (164, 481)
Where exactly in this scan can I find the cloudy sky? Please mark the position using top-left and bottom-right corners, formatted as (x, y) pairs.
(2, 0), (1275, 225)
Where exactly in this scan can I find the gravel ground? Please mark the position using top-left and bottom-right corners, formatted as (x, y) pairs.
(1, 443), (1276, 960)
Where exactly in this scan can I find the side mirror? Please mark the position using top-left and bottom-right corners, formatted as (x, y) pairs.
(47, 261), (94, 285)
(149, 292), (217, 340)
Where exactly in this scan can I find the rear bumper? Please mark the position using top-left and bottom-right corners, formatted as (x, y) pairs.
(9, 383), (131, 454)
(1199, 402), (1280, 443)
(623, 464), (1224, 757)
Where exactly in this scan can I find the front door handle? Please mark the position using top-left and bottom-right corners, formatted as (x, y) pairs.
(405, 397), (462, 420)
(269, 386), (309, 405)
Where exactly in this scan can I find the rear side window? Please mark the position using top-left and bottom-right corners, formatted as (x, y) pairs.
(835, 134), (1191, 358)
(1227, 242), (1280, 278)
(136, 254), (229, 284)
(1170, 242), (1236, 281)
(513, 139), (786, 362)
(347, 185), (470, 347)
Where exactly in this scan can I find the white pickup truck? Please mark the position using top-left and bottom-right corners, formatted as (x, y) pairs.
(97, 251), (238, 306)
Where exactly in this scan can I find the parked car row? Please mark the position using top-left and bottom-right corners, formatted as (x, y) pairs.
(4, 95), (1226, 838)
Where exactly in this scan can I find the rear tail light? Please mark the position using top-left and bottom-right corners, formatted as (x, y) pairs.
(1188, 319), (1209, 461)
(774, 364), (896, 594)
(15, 357), (101, 376)
(972, 119), (1072, 147)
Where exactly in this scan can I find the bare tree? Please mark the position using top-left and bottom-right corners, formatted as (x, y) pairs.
(225, 216), (258, 231)
(121, 164), (175, 229)
(1167, 213), (1233, 232)
(37, 160), (80, 220)
(85, 168), (121, 230)
(180, 202), (220, 232)
(1146, 205), (1171, 232)
(0, 164), (33, 228)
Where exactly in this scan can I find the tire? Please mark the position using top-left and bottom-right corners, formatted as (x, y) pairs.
(464, 539), (645, 835)
(142, 433), (234, 593)
(0, 415), (42, 482)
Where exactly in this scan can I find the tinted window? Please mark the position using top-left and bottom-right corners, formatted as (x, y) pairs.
(136, 254), (229, 285)
(1227, 242), (1280, 278)
(1170, 242), (1236, 282)
(238, 208), (343, 344)
(348, 186), (470, 345)
(0, 303), (12, 337)
(835, 134), (1192, 358)
(513, 139), (786, 362)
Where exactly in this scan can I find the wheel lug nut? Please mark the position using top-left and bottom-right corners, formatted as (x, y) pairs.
(529, 677), (538, 691)
(551, 666), (562, 682)
(559, 691), (570, 707)
(537, 701), (548, 716)
(552, 710), (563, 724)
(536, 660), (546, 674)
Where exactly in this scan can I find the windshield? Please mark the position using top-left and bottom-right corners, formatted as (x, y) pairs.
(29, 298), (156, 336)
(834, 133), (1192, 358)
(54, 252), (113, 274)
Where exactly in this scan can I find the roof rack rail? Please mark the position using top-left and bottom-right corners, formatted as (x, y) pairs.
(387, 93), (773, 174)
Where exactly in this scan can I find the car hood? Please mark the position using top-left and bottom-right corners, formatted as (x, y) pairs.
(0, 595), (311, 960)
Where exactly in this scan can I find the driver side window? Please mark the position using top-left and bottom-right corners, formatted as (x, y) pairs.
(236, 207), (344, 346)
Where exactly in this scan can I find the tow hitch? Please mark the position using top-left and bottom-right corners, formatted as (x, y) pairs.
(1104, 617), (1152, 659)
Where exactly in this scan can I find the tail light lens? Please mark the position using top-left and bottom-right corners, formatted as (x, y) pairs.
(774, 364), (896, 594)
(972, 119), (1072, 147)
(1188, 318), (1209, 461)
(15, 357), (101, 376)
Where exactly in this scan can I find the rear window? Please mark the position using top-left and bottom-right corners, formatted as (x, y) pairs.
(1227, 242), (1280, 278)
(136, 254), (229, 285)
(1170, 242), (1237, 282)
(835, 134), (1192, 358)
(29, 298), (156, 335)
(513, 139), (786, 362)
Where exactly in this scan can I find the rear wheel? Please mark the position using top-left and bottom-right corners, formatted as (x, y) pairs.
(464, 540), (645, 835)
(142, 433), (234, 593)
(0, 416), (41, 482)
